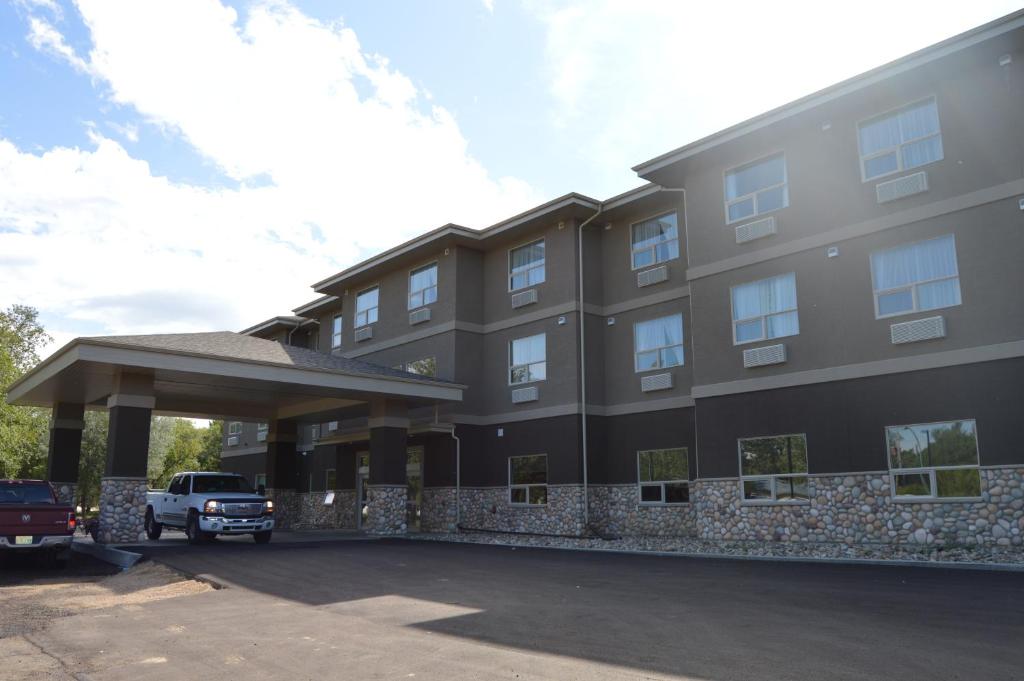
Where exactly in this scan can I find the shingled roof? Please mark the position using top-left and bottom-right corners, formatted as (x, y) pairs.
(79, 331), (454, 385)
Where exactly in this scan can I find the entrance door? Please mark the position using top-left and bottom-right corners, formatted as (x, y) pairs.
(356, 452), (369, 529)
(406, 446), (424, 532)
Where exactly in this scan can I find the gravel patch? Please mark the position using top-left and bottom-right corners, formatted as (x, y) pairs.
(412, 531), (1024, 566)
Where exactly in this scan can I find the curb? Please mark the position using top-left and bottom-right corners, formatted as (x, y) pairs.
(405, 536), (1024, 573)
(71, 540), (143, 570)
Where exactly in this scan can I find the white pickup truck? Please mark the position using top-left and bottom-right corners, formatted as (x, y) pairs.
(145, 472), (274, 544)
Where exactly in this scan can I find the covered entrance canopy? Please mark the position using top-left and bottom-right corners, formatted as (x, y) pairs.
(6, 332), (464, 543)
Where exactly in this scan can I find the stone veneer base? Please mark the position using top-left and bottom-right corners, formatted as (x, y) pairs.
(459, 485), (585, 536)
(52, 482), (77, 508)
(365, 485), (408, 535)
(589, 485), (696, 537)
(288, 490), (358, 530)
(98, 477), (147, 544)
(421, 487), (458, 533)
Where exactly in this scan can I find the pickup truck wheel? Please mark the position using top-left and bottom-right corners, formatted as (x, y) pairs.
(253, 530), (272, 544)
(185, 510), (209, 545)
(145, 508), (162, 540)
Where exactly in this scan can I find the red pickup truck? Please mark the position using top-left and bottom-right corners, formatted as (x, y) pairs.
(0, 480), (76, 566)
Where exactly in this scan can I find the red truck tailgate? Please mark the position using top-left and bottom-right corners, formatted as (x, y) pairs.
(0, 505), (72, 537)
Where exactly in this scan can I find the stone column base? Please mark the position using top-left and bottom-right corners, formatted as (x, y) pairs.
(421, 487), (459, 533)
(265, 488), (299, 530)
(51, 482), (77, 508)
(98, 477), (147, 544)
(366, 485), (408, 535)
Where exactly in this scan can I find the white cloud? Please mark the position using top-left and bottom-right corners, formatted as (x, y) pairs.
(532, 0), (1022, 193)
(5, 0), (540, 355)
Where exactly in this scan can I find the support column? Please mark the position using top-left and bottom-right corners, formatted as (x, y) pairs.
(366, 399), (409, 535)
(265, 419), (300, 529)
(46, 403), (85, 507)
(98, 371), (154, 544)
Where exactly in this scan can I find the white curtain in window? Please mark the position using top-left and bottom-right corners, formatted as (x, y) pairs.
(732, 273), (797, 320)
(357, 288), (378, 312)
(632, 215), (677, 248)
(871, 235), (957, 291)
(726, 155), (785, 200)
(635, 315), (682, 352)
(511, 241), (544, 271)
(859, 116), (900, 156)
(410, 264), (437, 291)
(899, 100), (940, 140)
(512, 334), (545, 365)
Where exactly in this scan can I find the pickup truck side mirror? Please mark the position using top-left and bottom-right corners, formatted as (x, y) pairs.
(257, 485), (266, 496)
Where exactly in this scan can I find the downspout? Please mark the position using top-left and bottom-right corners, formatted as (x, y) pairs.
(449, 425), (461, 531)
(577, 201), (604, 533)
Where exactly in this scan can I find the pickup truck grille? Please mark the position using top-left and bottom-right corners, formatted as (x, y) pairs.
(222, 503), (263, 516)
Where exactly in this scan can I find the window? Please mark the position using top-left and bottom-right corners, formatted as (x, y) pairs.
(328, 421), (338, 432)
(509, 333), (546, 385)
(725, 153), (788, 224)
(509, 239), (545, 291)
(870, 234), (961, 319)
(355, 287), (379, 328)
(311, 424), (320, 441)
(255, 473), (267, 490)
(634, 314), (684, 372)
(886, 420), (980, 500)
(738, 434), (809, 502)
(731, 273), (799, 344)
(631, 213), (679, 269)
(256, 422), (268, 442)
(325, 469), (337, 490)
(409, 263), (438, 310)
(405, 357), (437, 377)
(859, 98), (943, 181)
(637, 448), (689, 504)
(228, 421), (242, 435)
(331, 315), (343, 349)
(509, 454), (547, 505)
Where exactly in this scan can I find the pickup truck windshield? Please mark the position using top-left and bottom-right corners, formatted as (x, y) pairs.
(0, 483), (55, 504)
(191, 475), (254, 494)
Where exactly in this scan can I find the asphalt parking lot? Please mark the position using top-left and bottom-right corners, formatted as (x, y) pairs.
(7, 538), (1024, 680)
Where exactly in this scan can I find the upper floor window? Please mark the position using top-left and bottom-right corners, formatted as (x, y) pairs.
(725, 153), (788, 224)
(405, 357), (437, 377)
(631, 213), (679, 269)
(331, 314), (343, 349)
(311, 424), (321, 441)
(859, 97), (943, 181)
(634, 314), (684, 372)
(886, 419), (980, 500)
(509, 333), (546, 385)
(739, 434), (809, 503)
(731, 272), (799, 345)
(870, 234), (960, 319)
(637, 448), (689, 504)
(227, 422), (242, 435)
(256, 422), (268, 442)
(509, 239), (545, 291)
(355, 287), (379, 328)
(509, 454), (547, 505)
(409, 263), (438, 310)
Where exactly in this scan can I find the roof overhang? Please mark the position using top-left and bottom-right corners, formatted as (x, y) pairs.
(239, 316), (307, 336)
(6, 339), (464, 421)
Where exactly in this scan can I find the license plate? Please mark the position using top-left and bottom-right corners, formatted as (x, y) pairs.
(15, 535), (33, 545)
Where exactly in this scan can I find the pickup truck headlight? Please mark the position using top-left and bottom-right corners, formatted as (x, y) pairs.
(263, 500), (274, 514)
(204, 500), (221, 513)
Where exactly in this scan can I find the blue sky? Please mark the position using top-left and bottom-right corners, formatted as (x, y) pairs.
(1, 0), (1020, 354)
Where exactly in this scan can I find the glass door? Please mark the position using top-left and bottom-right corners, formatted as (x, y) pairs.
(356, 452), (369, 529)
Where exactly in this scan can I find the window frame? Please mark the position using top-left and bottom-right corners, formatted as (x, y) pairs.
(508, 238), (546, 292)
(869, 234), (961, 320)
(508, 333), (547, 386)
(633, 314), (685, 373)
(408, 261), (439, 311)
(228, 421), (242, 435)
(723, 152), (789, 225)
(311, 424), (320, 442)
(331, 314), (343, 349)
(354, 285), (380, 329)
(737, 433), (810, 505)
(729, 272), (799, 346)
(508, 453), (548, 506)
(636, 448), (690, 506)
(885, 418), (981, 502)
(857, 96), (944, 183)
(256, 422), (268, 442)
(629, 211), (680, 271)
(325, 468), (337, 491)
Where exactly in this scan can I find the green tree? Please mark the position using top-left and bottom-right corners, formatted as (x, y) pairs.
(147, 416), (176, 481)
(153, 419), (224, 489)
(0, 305), (52, 479)
(77, 410), (109, 517)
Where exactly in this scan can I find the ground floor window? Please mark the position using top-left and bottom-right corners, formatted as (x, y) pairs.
(325, 469), (337, 490)
(509, 454), (547, 505)
(637, 448), (689, 504)
(255, 474), (266, 490)
(886, 419), (980, 500)
(738, 434), (809, 502)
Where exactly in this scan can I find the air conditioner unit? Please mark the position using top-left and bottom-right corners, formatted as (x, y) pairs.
(876, 171), (928, 203)
(409, 308), (431, 325)
(511, 289), (538, 309)
(890, 316), (945, 344)
(637, 265), (669, 288)
(354, 326), (373, 342)
(511, 386), (539, 403)
(640, 372), (673, 392)
(734, 216), (777, 244)
(743, 344), (787, 368)
(227, 435), (240, 446)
